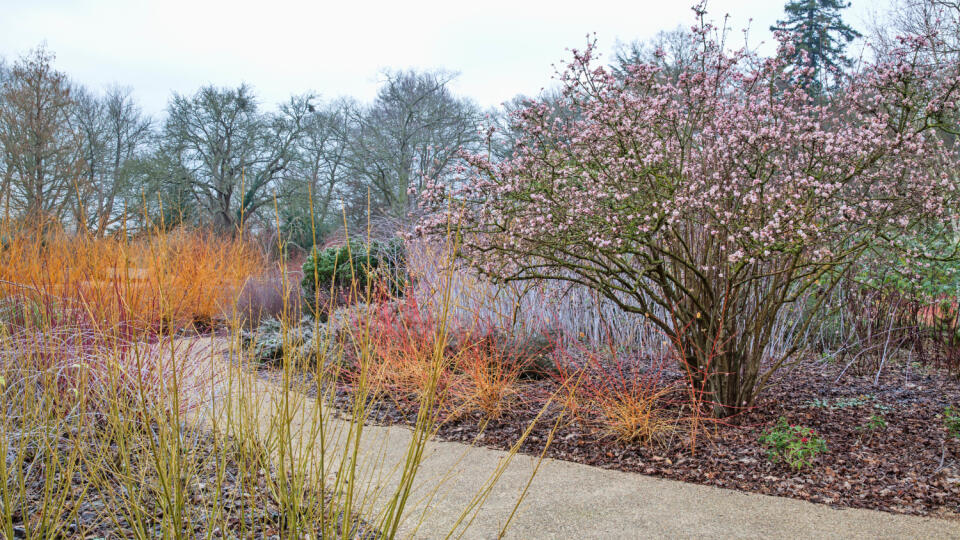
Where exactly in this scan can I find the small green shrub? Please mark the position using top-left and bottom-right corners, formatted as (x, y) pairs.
(858, 414), (887, 432)
(759, 417), (827, 470)
(945, 406), (960, 439)
(301, 239), (407, 310)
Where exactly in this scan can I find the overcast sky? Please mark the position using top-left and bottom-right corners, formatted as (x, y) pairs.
(1, 0), (881, 117)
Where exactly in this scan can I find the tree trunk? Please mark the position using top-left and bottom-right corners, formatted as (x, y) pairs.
(680, 334), (755, 419)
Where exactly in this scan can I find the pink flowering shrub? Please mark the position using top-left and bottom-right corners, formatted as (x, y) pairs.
(420, 9), (960, 417)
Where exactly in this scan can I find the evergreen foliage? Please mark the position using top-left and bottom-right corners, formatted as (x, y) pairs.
(771, 0), (862, 91)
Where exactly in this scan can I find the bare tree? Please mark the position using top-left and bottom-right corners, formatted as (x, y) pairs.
(870, 0), (960, 64)
(73, 86), (153, 234)
(613, 27), (700, 81)
(162, 84), (311, 233)
(0, 47), (82, 228)
(345, 70), (482, 223)
(279, 98), (355, 246)
(121, 140), (196, 231)
(72, 86), (108, 229)
(101, 87), (152, 232)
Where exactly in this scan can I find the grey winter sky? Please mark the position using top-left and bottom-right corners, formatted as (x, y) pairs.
(1, 0), (880, 116)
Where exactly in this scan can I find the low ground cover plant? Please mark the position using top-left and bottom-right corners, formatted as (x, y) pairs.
(853, 413), (888, 444)
(759, 417), (828, 470)
(555, 348), (683, 446)
(806, 395), (876, 410)
(449, 344), (524, 420)
(587, 371), (677, 446)
(945, 405), (960, 439)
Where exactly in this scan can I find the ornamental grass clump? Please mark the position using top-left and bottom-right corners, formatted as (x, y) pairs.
(420, 7), (960, 417)
(446, 325), (527, 421)
(592, 377), (676, 446)
(557, 344), (688, 448)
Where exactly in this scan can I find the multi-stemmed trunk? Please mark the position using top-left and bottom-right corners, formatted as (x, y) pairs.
(665, 273), (802, 419)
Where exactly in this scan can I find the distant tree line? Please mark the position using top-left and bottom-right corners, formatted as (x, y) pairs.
(0, 50), (484, 247)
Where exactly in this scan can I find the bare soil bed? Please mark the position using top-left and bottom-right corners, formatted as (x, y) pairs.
(262, 356), (960, 518)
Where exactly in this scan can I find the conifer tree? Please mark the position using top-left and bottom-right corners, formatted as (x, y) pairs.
(771, 0), (862, 91)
